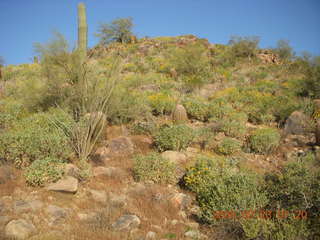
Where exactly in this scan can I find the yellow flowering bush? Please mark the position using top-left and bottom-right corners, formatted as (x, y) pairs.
(147, 91), (176, 115)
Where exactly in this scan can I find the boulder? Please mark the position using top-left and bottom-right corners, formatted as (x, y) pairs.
(5, 219), (36, 240)
(14, 200), (32, 214)
(107, 136), (134, 156)
(47, 176), (78, 193)
(161, 151), (187, 164)
(284, 111), (312, 136)
(111, 215), (141, 231)
(45, 205), (69, 224)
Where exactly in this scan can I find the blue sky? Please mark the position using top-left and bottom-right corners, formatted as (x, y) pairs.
(0, 0), (319, 65)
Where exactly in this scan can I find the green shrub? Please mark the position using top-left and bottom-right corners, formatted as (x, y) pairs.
(215, 137), (242, 155)
(133, 153), (177, 184)
(107, 87), (151, 124)
(131, 121), (157, 136)
(166, 43), (211, 89)
(184, 155), (269, 238)
(209, 99), (248, 138)
(154, 124), (195, 151)
(0, 110), (73, 168)
(0, 99), (27, 129)
(183, 97), (210, 121)
(264, 161), (319, 239)
(228, 35), (260, 60)
(248, 128), (280, 154)
(147, 91), (176, 115)
(24, 157), (65, 186)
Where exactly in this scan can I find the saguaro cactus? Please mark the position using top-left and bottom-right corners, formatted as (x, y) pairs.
(78, 2), (87, 62)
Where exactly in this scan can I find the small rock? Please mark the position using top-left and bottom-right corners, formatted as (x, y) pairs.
(161, 151), (187, 164)
(169, 193), (191, 209)
(14, 200), (32, 214)
(5, 219), (36, 240)
(47, 176), (78, 193)
(89, 189), (107, 203)
(111, 215), (141, 231)
(171, 219), (178, 225)
(45, 205), (69, 224)
(93, 166), (125, 177)
(184, 230), (201, 239)
(130, 135), (153, 153)
(28, 200), (44, 212)
(146, 231), (157, 240)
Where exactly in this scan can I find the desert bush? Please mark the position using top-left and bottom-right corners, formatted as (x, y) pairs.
(147, 91), (176, 115)
(154, 124), (195, 151)
(182, 97), (210, 121)
(228, 35), (260, 60)
(264, 161), (319, 239)
(133, 153), (177, 184)
(0, 110), (72, 168)
(166, 43), (211, 89)
(273, 39), (294, 61)
(248, 128), (280, 154)
(131, 121), (157, 136)
(0, 99), (27, 129)
(107, 87), (151, 124)
(193, 127), (215, 150)
(215, 137), (242, 155)
(24, 157), (65, 186)
(209, 100), (248, 138)
(184, 155), (269, 239)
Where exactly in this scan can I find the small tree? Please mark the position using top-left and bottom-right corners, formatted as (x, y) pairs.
(96, 17), (134, 45)
(228, 35), (260, 59)
(274, 39), (294, 60)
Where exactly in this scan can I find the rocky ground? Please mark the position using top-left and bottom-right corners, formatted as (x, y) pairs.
(0, 107), (315, 240)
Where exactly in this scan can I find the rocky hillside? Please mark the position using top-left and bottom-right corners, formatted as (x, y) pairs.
(0, 34), (319, 240)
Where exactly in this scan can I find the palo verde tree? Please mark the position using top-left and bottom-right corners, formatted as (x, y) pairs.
(96, 17), (134, 45)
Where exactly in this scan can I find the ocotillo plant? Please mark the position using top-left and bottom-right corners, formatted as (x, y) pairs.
(78, 2), (87, 63)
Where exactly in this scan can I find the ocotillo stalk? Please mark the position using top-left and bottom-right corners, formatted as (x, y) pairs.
(78, 2), (87, 63)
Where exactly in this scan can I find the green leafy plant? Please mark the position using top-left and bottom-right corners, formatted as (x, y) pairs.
(215, 137), (242, 155)
(25, 157), (65, 186)
(248, 128), (280, 154)
(133, 153), (177, 184)
(0, 110), (72, 168)
(183, 97), (210, 121)
(184, 155), (269, 238)
(154, 124), (195, 151)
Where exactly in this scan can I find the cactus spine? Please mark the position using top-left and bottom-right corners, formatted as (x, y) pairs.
(78, 2), (87, 62)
